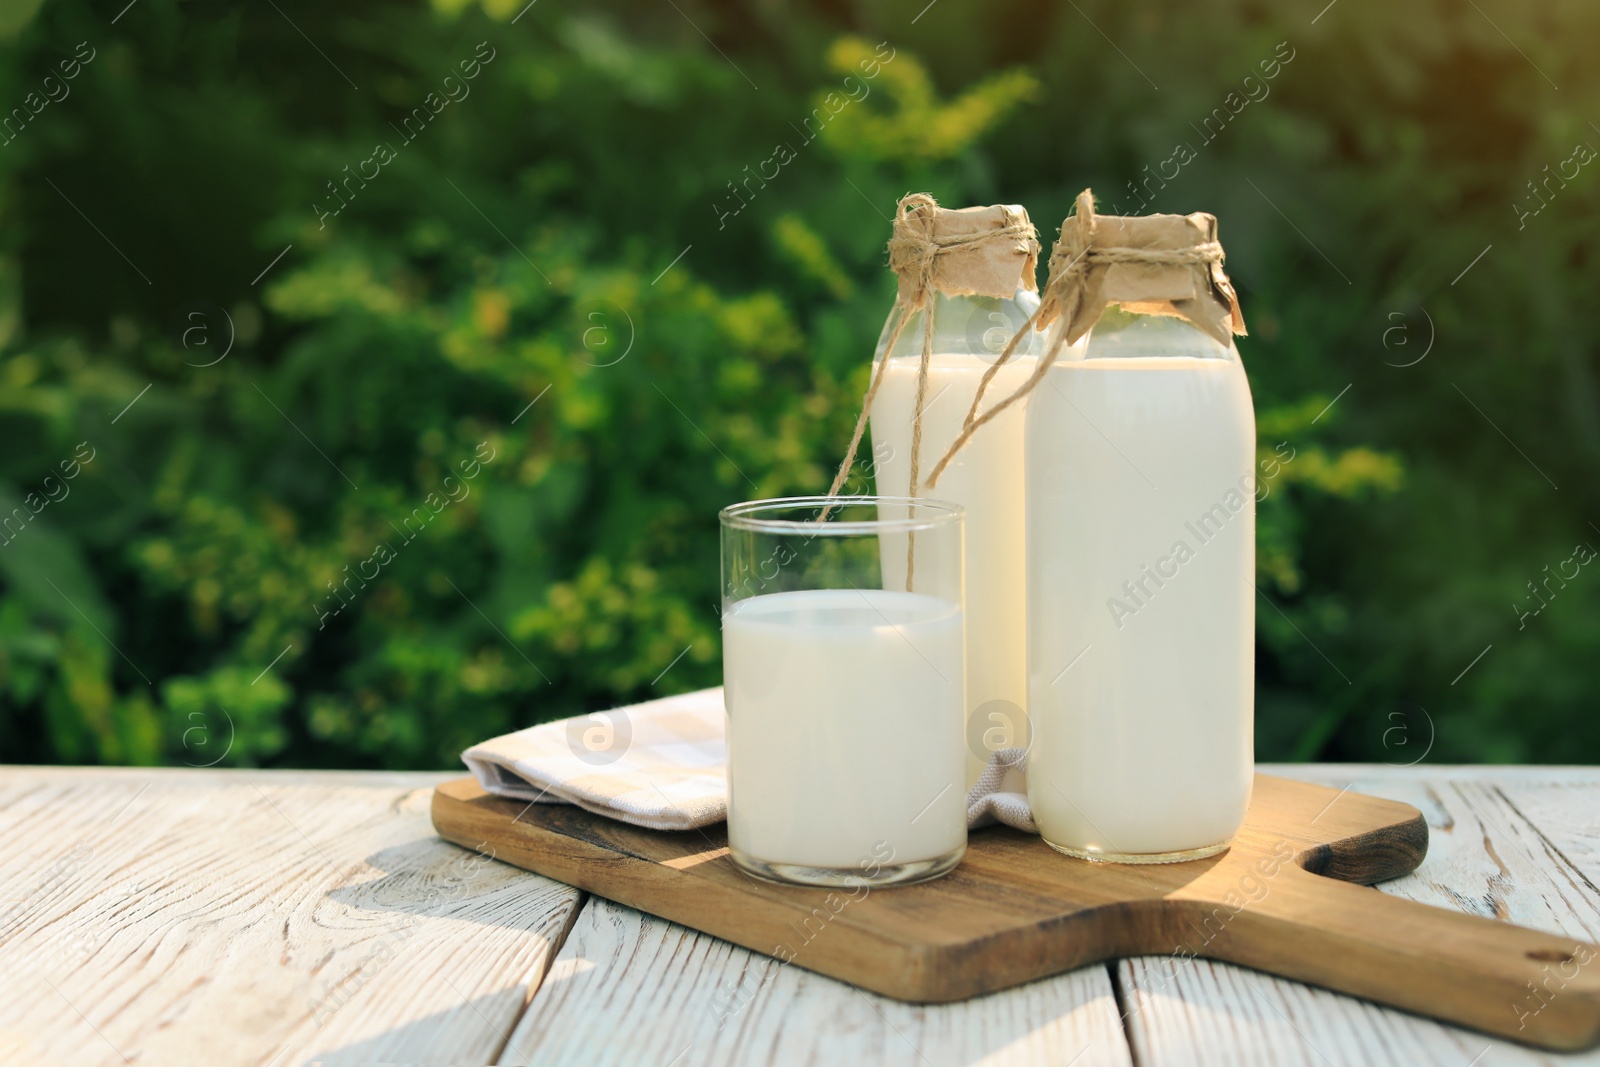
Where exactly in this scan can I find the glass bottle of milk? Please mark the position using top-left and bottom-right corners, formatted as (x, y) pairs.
(1024, 197), (1254, 863)
(866, 204), (1041, 788)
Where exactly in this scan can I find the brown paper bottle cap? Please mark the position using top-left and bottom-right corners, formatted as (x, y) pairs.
(1040, 188), (1247, 347)
(886, 193), (1040, 306)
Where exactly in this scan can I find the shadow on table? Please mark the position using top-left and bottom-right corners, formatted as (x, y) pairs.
(297, 989), (533, 1067)
(326, 838), (1145, 1067)
(326, 837), (578, 929)
(311, 839), (574, 1065)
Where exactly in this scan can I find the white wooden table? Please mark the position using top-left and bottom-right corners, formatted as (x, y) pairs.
(2, 764), (1597, 1066)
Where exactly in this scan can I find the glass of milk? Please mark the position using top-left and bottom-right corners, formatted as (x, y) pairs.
(720, 496), (967, 887)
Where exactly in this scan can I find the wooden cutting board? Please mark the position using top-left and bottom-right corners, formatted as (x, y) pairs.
(432, 773), (1600, 1050)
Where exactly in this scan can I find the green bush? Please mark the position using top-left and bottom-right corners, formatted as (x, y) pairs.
(0, 0), (1594, 767)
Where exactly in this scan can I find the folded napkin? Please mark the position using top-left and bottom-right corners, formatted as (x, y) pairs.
(461, 687), (1037, 834)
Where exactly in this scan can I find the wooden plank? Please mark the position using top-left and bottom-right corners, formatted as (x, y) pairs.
(1262, 764), (1600, 786)
(4, 765), (1596, 1065)
(501, 895), (1134, 1066)
(1495, 781), (1600, 886)
(0, 770), (583, 1067)
(1120, 770), (1600, 1065)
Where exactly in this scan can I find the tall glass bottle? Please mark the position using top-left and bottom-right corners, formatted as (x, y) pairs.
(1025, 200), (1255, 863)
(865, 200), (1040, 787)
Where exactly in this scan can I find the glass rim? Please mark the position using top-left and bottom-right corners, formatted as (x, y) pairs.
(719, 495), (964, 535)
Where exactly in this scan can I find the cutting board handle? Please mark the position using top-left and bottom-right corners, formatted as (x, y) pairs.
(1192, 863), (1600, 1049)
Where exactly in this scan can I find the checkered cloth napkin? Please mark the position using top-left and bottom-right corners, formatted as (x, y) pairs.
(462, 687), (1038, 834)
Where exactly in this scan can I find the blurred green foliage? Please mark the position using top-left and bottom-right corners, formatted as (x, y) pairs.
(0, 0), (1594, 768)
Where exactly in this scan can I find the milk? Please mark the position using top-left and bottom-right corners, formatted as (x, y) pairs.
(723, 588), (966, 869)
(871, 353), (1034, 784)
(1026, 353), (1255, 859)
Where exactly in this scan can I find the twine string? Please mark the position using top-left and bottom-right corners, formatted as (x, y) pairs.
(819, 194), (1036, 591)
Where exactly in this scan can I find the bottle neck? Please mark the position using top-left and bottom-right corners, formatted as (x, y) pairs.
(1047, 305), (1238, 365)
(875, 287), (1042, 364)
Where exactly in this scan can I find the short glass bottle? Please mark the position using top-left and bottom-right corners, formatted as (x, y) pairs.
(869, 287), (1041, 787)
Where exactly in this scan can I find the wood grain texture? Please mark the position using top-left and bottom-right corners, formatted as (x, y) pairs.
(0, 768), (582, 1067)
(4, 765), (1599, 1066)
(1496, 780), (1600, 885)
(1117, 767), (1600, 1066)
(501, 895), (1134, 1067)
(434, 772), (1600, 1049)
